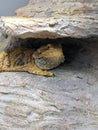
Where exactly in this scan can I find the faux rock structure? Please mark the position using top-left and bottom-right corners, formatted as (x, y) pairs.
(0, 0), (98, 42)
(0, 0), (98, 130)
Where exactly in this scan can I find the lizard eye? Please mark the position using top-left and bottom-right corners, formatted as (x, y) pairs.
(47, 44), (51, 48)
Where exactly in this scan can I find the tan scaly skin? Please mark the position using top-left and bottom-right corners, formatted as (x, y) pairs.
(0, 43), (65, 77)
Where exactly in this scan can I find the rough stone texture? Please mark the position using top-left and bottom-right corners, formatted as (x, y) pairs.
(15, 0), (98, 38)
(0, 0), (98, 52)
(0, 15), (98, 39)
(16, 0), (98, 18)
(0, 38), (98, 130)
(0, 0), (98, 41)
(0, 0), (98, 129)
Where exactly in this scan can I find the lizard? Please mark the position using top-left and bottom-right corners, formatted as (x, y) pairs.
(0, 43), (65, 76)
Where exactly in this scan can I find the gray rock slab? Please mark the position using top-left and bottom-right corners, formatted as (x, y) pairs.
(0, 39), (98, 130)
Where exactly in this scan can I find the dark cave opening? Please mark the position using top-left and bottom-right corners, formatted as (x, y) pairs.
(16, 36), (98, 65)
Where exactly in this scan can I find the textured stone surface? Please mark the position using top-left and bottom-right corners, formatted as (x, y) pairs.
(0, 0), (98, 52)
(16, 0), (98, 18)
(0, 0), (98, 41)
(15, 0), (98, 38)
(0, 15), (98, 40)
(0, 38), (98, 130)
(0, 0), (98, 129)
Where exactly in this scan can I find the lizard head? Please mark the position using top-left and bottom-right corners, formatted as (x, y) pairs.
(33, 43), (65, 70)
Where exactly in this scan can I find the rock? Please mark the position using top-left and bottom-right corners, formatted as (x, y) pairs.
(0, 1), (98, 130)
(16, 0), (98, 18)
(0, 0), (98, 42)
(15, 0), (98, 38)
(0, 40), (98, 129)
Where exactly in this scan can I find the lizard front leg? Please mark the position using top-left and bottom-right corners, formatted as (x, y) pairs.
(27, 63), (54, 77)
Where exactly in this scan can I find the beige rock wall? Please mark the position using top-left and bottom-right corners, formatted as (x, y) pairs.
(16, 0), (98, 18)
